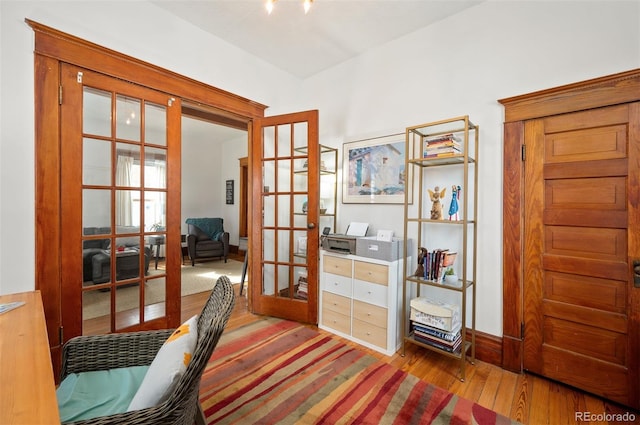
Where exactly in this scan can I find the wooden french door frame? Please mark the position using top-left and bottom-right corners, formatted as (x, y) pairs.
(31, 20), (266, 380)
(500, 68), (640, 409)
(59, 64), (182, 339)
(249, 110), (320, 324)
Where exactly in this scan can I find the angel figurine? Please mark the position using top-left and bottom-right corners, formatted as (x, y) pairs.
(428, 186), (446, 220)
(448, 185), (461, 220)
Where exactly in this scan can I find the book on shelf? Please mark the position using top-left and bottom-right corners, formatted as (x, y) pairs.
(411, 320), (462, 352)
(423, 133), (462, 158)
(421, 249), (456, 282)
(425, 133), (462, 145)
(412, 329), (462, 353)
(412, 321), (462, 342)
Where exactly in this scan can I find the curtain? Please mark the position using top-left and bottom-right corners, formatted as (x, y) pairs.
(116, 155), (133, 226)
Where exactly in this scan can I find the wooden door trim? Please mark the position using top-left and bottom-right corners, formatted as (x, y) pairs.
(31, 21), (266, 381)
(499, 68), (640, 373)
(27, 20), (267, 119)
(239, 157), (248, 238)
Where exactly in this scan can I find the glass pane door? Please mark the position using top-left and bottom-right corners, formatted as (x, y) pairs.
(61, 64), (179, 338)
(250, 111), (319, 323)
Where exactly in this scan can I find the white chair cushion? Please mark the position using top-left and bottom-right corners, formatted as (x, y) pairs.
(127, 314), (199, 411)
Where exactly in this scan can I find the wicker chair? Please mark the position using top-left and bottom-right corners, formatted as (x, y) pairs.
(59, 275), (235, 425)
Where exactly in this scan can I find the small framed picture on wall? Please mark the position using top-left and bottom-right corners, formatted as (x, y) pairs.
(226, 180), (234, 204)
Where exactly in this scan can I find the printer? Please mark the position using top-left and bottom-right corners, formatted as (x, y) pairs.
(321, 222), (368, 255)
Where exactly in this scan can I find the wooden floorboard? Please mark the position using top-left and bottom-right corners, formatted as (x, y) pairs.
(179, 288), (639, 425)
(91, 253), (639, 424)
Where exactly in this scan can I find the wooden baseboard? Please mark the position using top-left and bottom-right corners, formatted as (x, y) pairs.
(466, 329), (503, 367)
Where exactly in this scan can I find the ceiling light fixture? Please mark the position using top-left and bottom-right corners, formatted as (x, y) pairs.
(265, 0), (313, 15)
(303, 0), (313, 14)
(265, 0), (275, 14)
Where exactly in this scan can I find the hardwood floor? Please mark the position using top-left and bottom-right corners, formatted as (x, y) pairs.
(182, 281), (638, 425)
(93, 254), (636, 424)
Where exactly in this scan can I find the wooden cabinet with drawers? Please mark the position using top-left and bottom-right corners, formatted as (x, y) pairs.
(319, 250), (403, 356)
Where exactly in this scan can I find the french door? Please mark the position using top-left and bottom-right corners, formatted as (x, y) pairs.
(250, 110), (319, 324)
(523, 103), (640, 408)
(60, 64), (182, 341)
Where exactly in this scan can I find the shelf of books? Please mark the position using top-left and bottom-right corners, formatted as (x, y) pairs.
(401, 115), (478, 381)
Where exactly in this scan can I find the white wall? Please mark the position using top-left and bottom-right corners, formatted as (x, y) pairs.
(290, 1), (640, 336)
(219, 135), (249, 247)
(181, 116), (247, 244)
(1, 1), (639, 337)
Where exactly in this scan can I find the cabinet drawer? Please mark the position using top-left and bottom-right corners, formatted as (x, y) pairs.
(352, 319), (387, 349)
(353, 280), (388, 308)
(354, 261), (388, 286)
(322, 291), (350, 315)
(321, 308), (351, 335)
(353, 300), (387, 329)
(322, 273), (352, 297)
(323, 255), (352, 278)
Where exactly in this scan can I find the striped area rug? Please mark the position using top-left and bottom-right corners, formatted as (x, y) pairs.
(200, 318), (517, 424)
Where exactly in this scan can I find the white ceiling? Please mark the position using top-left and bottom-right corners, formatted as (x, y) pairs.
(152, 0), (482, 79)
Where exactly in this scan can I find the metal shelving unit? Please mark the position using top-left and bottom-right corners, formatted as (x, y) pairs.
(293, 145), (338, 259)
(401, 116), (478, 381)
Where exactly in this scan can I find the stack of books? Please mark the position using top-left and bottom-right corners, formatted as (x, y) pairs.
(422, 249), (457, 282)
(423, 133), (462, 158)
(411, 320), (462, 353)
(296, 273), (308, 299)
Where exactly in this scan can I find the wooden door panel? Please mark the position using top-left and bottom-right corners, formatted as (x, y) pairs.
(543, 303), (627, 340)
(545, 125), (627, 162)
(545, 226), (626, 260)
(524, 103), (639, 408)
(541, 346), (629, 402)
(545, 158), (628, 179)
(544, 272), (627, 313)
(543, 255), (627, 280)
(544, 209), (627, 228)
(543, 104), (630, 133)
(545, 177), (626, 209)
(544, 316), (626, 365)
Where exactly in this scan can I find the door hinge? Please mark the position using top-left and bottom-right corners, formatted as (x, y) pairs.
(59, 326), (64, 345)
(521, 145), (526, 161)
(521, 322), (525, 339)
(168, 97), (175, 107)
(59, 85), (63, 105)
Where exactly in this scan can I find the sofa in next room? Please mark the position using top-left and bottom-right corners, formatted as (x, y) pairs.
(82, 226), (151, 284)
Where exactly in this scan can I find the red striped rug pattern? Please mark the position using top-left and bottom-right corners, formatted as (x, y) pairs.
(200, 318), (517, 424)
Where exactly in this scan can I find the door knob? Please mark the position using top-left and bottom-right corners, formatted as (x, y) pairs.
(307, 223), (316, 229)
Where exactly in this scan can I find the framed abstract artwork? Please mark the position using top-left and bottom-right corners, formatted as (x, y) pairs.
(342, 133), (410, 204)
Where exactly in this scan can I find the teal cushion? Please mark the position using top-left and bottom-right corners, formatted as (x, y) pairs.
(57, 365), (149, 423)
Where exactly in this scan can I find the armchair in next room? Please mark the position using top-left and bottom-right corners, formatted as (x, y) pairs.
(185, 218), (229, 266)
